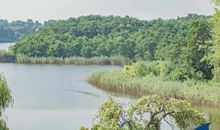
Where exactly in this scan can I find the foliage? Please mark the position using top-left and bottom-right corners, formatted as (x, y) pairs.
(91, 97), (125, 130)
(128, 95), (206, 130)
(213, 0), (220, 5)
(88, 71), (220, 107)
(15, 55), (130, 65)
(212, 0), (220, 82)
(10, 14), (214, 81)
(89, 95), (206, 130)
(123, 61), (174, 78)
(123, 60), (207, 81)
(0, 19), (42, 43)
(0, 74), (13, 130)
(80, 127), (89, 130)
(123, 61), (147, 77)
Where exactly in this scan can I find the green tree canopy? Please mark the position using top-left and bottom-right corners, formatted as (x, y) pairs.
(0, 74), (13, 130)
(212, 0), (220, 81)
(11, 14), (215, 81)
(90, 95), (206, 130)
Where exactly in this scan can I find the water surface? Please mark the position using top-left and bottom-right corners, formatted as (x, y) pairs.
(0, 43), (15, 51)
(0, 43), (219, 130)
(0, 64), (121, 130)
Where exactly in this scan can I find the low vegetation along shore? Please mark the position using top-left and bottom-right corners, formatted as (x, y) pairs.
(0, 50), (130, 65)
(15, 55), (130, 65)
(88, 62), (220, 107)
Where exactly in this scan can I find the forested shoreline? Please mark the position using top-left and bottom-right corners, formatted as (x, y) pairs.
(8, 14), (215, 80)
(86, 0), (220, 109)
(1, 13), (219, 81)
(11, 14), (210, 59)
(1, 0), (220, 130)
(1, 13), (220, 106)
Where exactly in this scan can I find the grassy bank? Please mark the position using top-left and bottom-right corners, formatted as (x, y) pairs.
(0, 54), (131, 65)
(88, 71), (220, 107)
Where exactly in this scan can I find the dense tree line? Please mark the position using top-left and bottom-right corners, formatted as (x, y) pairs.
(11, 14), (215, 80)
(0, 19), (56, 43)
(11, 14), (210, 58)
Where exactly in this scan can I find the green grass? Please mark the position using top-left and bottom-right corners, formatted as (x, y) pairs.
(88, 71), (220, 107)
(13, 55), (131, 65)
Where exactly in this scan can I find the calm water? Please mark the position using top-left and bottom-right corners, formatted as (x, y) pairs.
(0, 43), (219, 130)
(1, 64), (123, 130)
(0, 43), (15, 51)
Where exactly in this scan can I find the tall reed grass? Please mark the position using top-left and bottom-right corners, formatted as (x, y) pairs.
(88, 71), (220, 107)
(15, 55), (130, 65)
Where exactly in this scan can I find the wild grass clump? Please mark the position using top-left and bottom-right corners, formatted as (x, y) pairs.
(88, 71), (220, 107)
(15, 55), (130, 65)
(16, 55), (64, 64)
(64, 56), (130, 65)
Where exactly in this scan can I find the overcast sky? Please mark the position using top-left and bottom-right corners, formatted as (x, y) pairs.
(0, 0), (215, 22)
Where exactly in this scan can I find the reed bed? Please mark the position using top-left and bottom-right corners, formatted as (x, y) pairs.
(88, 71), (220, 107)
(15, 55), (131, 65)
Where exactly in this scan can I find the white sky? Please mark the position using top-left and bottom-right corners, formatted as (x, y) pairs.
(0, 0), (215, 22)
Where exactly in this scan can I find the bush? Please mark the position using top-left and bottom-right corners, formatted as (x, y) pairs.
(123, 61), (147, 77)
(123, 60), (206, 81)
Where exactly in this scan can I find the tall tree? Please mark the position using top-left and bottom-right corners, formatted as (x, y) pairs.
(0, 74), (13, 130)
(89, 95), (206, 130)
(212, 0), (220, 81)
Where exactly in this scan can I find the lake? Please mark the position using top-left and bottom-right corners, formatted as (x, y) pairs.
(0, 43), (15, 51)
(0, 43), (219, 130)
(1, 63), (123, 130)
